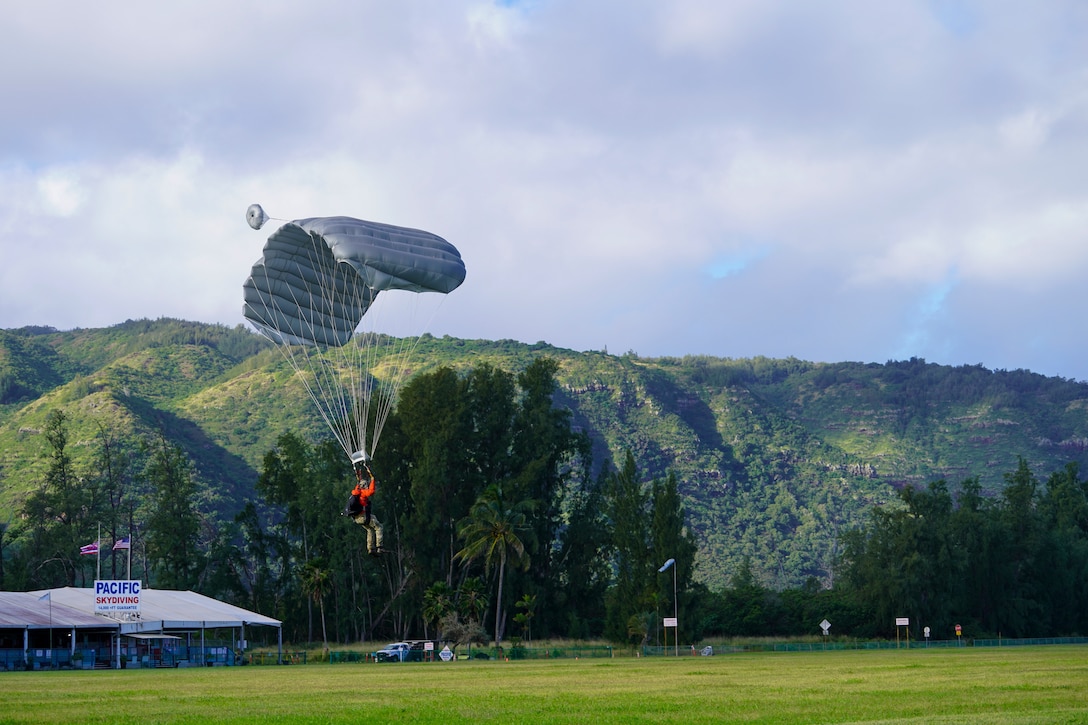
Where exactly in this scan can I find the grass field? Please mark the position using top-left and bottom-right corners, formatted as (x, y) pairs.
(1, 646), (1086, 723)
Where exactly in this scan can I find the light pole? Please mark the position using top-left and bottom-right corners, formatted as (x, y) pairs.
(658, 558), (677, 656)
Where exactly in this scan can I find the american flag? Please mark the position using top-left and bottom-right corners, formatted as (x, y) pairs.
(80, 541), (99, 556)
(113, 537), (131, 550)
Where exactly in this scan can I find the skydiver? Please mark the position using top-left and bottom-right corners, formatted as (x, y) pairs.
(343, 463), (385, 555)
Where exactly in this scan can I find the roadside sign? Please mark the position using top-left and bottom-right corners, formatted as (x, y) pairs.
(895, 617), (910, 626)
(663, 617), (678, 628)
(439, 646), (453, 662)
(820, 619), (831, 635)
(424, 641), (434, 651)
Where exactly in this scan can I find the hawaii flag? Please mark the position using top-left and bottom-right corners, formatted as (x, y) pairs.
(80, 541), (99, 556)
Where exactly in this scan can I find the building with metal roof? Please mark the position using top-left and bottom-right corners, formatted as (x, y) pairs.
(1, 588), (281, 670)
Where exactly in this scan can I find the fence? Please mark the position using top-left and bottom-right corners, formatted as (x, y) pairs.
(244, 651), (307, 665)
(1, 649), (73, 670)
(641, 636), (1088, 656)
(10, 637), (1087, 671)
(974, 636), (1088, 648)
(499, 644), (613, 660)
(329, 651), (372, 664)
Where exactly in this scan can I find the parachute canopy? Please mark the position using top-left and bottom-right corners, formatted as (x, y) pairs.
(243, 216), (466, 348)
(242, 211), (466, 463)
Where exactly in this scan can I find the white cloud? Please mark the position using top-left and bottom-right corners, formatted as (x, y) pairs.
(1, 1), (1087, 380)
(37, 169), (87, 218)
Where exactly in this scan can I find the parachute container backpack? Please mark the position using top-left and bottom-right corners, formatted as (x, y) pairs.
(243, 206), (466, 464)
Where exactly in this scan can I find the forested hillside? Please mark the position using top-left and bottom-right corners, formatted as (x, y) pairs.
(3, 319), (1088, 593)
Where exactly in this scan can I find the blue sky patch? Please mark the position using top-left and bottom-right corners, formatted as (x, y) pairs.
(705, 247), (770, 280)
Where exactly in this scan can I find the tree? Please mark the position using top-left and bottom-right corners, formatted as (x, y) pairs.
(718, 558), (773, 636)
(438, 612), (486, 656)
(1036, 463), (1088, 634)
(230, 501), (283, 617)
(258, 434), (334, 641)
(17, 410), (101, 587)
(604, 451), (652, 644)
(458, 576), (488, 625)
(395, 367), (478, 589)
(508, 358), (592, 637)
(998, 458), (1044, 636)
(555, 469), (612, 639)
(455, 484), (534, 646)
(92, 420), (138, 580)
(951, 476), (1002, 633)
(423, 581), (455, 641)
(651, 471), (697, 642)
(513, 593), (537, 642)
(378, 359), (589, 642)
(300, 558), (332, 652)
(145, 433), (204, 590)
(837, 480), (965, 636)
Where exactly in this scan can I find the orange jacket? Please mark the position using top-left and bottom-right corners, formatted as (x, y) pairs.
(353, 476), (376, 506)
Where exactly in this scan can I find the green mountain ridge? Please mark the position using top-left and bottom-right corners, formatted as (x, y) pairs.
(3, 319), (1088, 591)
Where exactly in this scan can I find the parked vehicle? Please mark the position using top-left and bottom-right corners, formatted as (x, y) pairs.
(374, 641), (433, 662)
(374, 642), (411, 662)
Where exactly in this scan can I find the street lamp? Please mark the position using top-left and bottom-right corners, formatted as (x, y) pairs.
(658, 558), (677, 656)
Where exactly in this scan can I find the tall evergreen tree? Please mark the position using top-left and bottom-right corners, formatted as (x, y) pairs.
(145, 433), (205, 590)
(256, 433), (382, 644)
(651, 471), (698, 643)
(1036, 463), (1088, 634)
(508, 358), (592, 637)
(838, 479), (966, 636)
(92, 420), (138, 580)
(603, 451), (652, 644)
(555, 467), (612, 638)
(17, 410), (101, 587)
(395, 366), (478, 589)
(951, 476), (1001, 633)
(998, 458), (1044, 636)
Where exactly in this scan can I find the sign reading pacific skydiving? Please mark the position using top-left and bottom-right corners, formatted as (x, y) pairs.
(94, 580), (141, 614)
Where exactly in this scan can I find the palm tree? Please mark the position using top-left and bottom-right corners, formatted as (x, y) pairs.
(455, 484), (534, 648)
(300, 558), (332, 652)
(514, 593), (537, 643)
(423, 581), (454, 640)
(458, 576), (487, 624)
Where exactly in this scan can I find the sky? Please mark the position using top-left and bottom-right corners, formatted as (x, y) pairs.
(2, 1), (1088, 380)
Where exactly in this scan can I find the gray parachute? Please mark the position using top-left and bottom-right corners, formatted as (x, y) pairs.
(242, 209), (466, 463)
(243, 215), (466, 348)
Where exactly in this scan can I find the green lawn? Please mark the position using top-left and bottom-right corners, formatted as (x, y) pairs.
(1, 646), (1086, 723)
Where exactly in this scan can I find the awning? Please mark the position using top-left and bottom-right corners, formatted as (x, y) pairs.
(125, 633), (182, 640)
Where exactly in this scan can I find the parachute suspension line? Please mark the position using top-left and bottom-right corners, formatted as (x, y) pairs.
(255, 316), (352, 458)
(248, 233), (367, 462)
(244, 213), (465, 467)
(344, 310), (378, 462)
(287, 229), (427, 464)
(349, 301), (411, 462)
(304, 231), (374, 462)
(362, 294), (447, 455)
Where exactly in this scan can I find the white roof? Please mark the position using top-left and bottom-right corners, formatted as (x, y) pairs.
(22, 587), (280, 633)
(0, 591), (107, 629)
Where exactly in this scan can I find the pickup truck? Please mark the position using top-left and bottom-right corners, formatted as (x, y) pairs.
(374, 641), (435, 662)
(374, 642), (411, 662)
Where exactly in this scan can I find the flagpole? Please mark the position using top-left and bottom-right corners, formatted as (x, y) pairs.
(96, 523), (101, 581)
